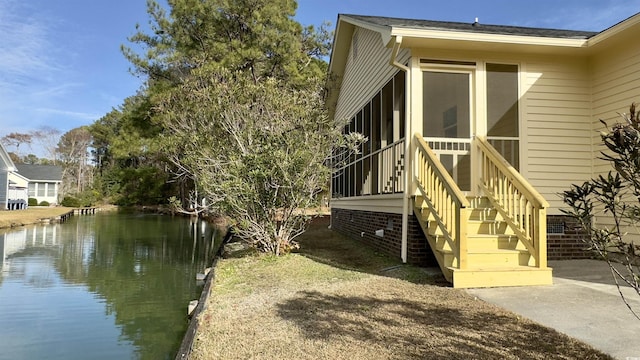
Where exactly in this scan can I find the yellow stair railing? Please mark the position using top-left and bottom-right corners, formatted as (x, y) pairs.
(475, 137), (549, 268)
(414, 134), (470, 275)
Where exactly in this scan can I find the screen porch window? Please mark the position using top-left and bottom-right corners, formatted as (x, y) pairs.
(422, 70), (472, 191)
(332, 71), (406, 198)
(487, 63), (520, 169)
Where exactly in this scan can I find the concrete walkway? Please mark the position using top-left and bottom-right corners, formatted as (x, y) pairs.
(467, 259), (640, 360)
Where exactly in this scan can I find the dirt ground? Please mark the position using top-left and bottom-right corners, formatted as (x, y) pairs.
(0, 207), (74, 229)
(190, 216), (612, 360)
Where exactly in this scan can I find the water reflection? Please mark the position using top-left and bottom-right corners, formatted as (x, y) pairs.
(0, 212), (224, 360)
(0, 225), (59, 270)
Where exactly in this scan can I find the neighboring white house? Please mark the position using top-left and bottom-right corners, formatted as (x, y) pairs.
(8, 172), (29, 210)
(16, 164), (63, 206)
(0, 143), (28, 210)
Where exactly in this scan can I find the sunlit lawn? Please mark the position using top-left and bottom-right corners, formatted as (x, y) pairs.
(0, 207), (74, 229)
(190, 216), (612, 360)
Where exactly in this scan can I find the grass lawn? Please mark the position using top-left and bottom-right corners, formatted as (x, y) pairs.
(190, 216), (612, 360)
(0, 207), (74, 229)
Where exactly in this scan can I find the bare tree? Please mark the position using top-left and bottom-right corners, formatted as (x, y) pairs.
(1, 132), (33, 155)
(58, 127), (92, 195)
(31, 126), (61, 164)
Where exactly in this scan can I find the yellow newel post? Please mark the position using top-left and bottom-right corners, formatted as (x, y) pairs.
(458, 207), (469, 269)
(535, 207), (548, 268)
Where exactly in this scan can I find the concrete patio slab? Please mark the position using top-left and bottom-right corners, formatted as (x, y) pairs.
(467, 259), (640, 360)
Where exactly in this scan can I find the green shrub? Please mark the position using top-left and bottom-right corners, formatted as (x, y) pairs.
(39, 201), (50, 207)
(61, 196), (82, 207)
(78, 190), (98, 207)
(28, 198), (38, 206)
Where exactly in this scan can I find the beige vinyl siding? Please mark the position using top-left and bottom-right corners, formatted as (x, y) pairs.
(334, 28), (410, 122)
(523, 59), (592, 213)
(591, 42), (640, 176)
(590, 41), (640, 243)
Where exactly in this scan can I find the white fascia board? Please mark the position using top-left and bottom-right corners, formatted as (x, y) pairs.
(0, 143), (16, 171)
(9, 172), (29, 182)
(587, 13), (640, 47)
(340, 15), (393, 45)
(391, 28), (589, 48)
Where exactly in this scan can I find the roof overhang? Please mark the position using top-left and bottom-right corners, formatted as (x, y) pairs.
(587, 12), (640, 51)
(393, 29), (589, 54)
(0, 142), (16, 172)
(8, 171), (29, 182)
(327, 12), (640, 119)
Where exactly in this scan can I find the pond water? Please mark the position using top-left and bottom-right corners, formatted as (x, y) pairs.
(0, 212), (224, 360)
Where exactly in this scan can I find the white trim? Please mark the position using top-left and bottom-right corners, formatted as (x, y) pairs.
(392, 28), (588, 48)
(587, 13), (640, 48)
(518, 62), (529, 178)
(331, 193), (404, 214)
(340, 15), (393, 45)
(0, 143), (16, 171)
(332, 193), (403, 201)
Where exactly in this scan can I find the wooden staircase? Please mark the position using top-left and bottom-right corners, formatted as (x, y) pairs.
(413, 133), (552, 288)
(414, 195), (552, 288)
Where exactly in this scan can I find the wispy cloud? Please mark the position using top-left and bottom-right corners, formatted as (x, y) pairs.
(0, 1), (62, 88)
(0, 0), (89, 136)
(35, 108), (101, 121)
(31, 83), (84, 99)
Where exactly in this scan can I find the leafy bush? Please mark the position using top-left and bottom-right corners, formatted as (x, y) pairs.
(61, 196), (82, 207)
(563, 102), (640, 318)
(78, 190), (99, 207)
(28, 198), (38, 206)
(39, 201), (50, 207)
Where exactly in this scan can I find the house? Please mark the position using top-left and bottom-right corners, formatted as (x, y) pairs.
(16, 164), (63, 206)
(0, 143), (28, 210)
(327, 13), (640, 288)
(8, 172), (29, 210)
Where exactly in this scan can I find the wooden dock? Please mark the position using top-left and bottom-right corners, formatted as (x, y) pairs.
(56, 211), (74, 223)
(74, 207), (97, 215)
(51, 207), (99, 224)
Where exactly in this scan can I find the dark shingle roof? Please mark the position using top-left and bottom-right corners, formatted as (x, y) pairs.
(16, 164), (63, 181)
(342, 14), (598, 39)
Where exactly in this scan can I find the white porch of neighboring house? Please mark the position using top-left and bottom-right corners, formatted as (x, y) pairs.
(0, 142), (20, 210)
(7, 172), (28, 210)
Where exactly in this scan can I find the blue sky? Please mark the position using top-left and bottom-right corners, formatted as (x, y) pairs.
(2, 0), (640, 156)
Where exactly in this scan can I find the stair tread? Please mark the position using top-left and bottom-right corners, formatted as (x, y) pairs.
(467, 234), (517, 238)
(438, 248), (527, 255)
(448, 266), (551, 272)
(468, 248), (529, 254)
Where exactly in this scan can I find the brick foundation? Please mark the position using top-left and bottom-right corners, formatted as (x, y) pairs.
(331, 209), (595, 264)
(547, 215), (595, 260)
(331, 208), (437, 266)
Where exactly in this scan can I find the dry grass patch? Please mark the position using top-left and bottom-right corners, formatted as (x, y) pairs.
(0, 207), (74, 229)
(191, 216), (612, 360)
